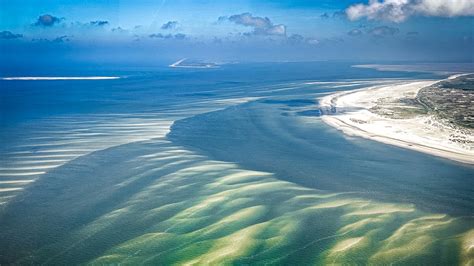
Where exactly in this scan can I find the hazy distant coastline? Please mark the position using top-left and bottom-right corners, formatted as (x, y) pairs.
(353, 64), (474, 75)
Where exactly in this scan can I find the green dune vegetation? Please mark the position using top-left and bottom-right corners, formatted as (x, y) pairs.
(1, 138), (472, 265)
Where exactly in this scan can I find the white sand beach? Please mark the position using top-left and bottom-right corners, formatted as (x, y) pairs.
(321, 77), (474, 164)
(1, 76), (120, 80)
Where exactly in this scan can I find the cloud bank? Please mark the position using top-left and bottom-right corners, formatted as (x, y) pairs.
(219, 13), (286, 36)
(34, 14), (62, 27)
(348, 28), (363, 36)
(90, 20), (109, 27)
(149, 33), (186, 40)
(346, 0), (474, 22)
(368, 25), (399, 36)
(161, 21), (178, 30)
(32, 35), (71, 43)
(0, 31), (23, 39)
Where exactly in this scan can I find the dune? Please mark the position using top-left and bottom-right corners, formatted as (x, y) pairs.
(321, 77), (474, 164)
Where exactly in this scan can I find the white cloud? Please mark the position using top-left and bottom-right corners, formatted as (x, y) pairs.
(346, 0), (474, 22)
(219, 13), (286, 36)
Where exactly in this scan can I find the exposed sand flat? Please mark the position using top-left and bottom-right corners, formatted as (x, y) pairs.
(0, 187), (24, 192)
(0, 171), (46, 176)
(0, 180), (34, 185)
(0, 165), (61, 170)
(321, 77), (474, 164)
(1, 76), (120, 80)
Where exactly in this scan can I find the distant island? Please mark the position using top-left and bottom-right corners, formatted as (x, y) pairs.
(169, 58), (218, 69)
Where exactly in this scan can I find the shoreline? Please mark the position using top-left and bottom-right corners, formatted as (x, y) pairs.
(320, 77), (474, 165)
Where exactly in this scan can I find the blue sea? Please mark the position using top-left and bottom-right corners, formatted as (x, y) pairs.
(0, 62), (473, 264)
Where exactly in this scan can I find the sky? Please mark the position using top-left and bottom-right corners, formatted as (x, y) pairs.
(0, 0), (473, 67)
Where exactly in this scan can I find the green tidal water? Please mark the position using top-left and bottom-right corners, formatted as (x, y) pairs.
(1, 63), (473, 264)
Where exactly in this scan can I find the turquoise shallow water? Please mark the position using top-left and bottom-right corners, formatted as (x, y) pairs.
(0, 62), (473, 264)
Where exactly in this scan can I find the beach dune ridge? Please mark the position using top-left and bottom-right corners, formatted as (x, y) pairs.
(321, 76), (474, 164)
